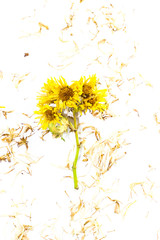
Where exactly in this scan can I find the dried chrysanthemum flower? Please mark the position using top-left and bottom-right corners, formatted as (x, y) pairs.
(55, 77), (82, 110)
(34, 105), (61, 130)
(79, 74), (97, 98)
(79, 75), (108, 113)
(34, 74), (108, 189)
(38, 76), (82, 111)
(81, 89), (108, 112)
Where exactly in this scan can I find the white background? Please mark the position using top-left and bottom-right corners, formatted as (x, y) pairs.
(0, 0), (160, 239)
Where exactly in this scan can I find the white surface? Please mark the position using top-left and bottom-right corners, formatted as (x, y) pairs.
(0, 0), (160, 239)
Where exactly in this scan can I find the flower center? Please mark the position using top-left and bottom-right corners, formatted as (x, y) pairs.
(45, 110), (55, 121)
(59, 86), (74, 101)
(88, 96), (96, 105)
(82, 85), (92, 98)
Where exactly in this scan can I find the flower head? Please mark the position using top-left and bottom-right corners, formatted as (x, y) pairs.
(34, 105), (61, 130)
(56, 77), (82, 110)
(37, 76), (82, 111)
(81, 89), (108, 113)
(78, 75), (108, 113)
(79, 74), (97, 98)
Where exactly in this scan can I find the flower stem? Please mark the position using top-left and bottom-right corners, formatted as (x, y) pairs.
(72, 111), (80, 190)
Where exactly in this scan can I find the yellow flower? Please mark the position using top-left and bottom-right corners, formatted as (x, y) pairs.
(79, 75), (108, 113)
(81, 89), (108, 112)
(54, 77), (82, 110)
(34, 105), (61, 130)
(34, 74), (109, 189)
(79, 74), (97, 98)
(37, 76), (82, 111)
(35, 74), (108, 130)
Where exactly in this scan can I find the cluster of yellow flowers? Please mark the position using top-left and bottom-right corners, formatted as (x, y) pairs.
(35, 74), (108, 189)
(35, 74), (108, 132)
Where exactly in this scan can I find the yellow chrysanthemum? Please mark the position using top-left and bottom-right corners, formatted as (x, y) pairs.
(34, 105), (61, 130)
(53, 77), (82, 110)
(79, 74), (97, 98)
(79, 75), (108, 113)
(35, 74), (108, 130)
(37, 76), (82, 110)
(81, 89), (108, 113)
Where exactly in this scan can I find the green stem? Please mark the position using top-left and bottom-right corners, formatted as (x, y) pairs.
(72, 111), (80, 190)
